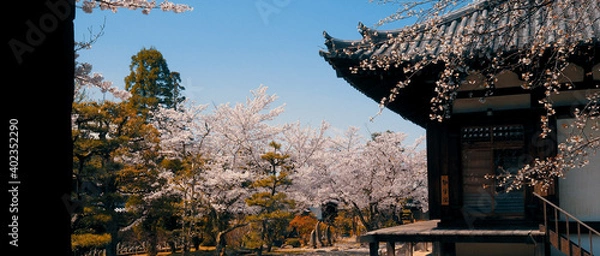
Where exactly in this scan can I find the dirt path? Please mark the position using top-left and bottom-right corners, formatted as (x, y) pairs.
(273, 237), (432, 256)
(125, 238), (433, 255)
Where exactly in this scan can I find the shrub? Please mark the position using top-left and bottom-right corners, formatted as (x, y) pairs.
(289, 213), (317, 245)
(285, 238), (301, 248)
(200, 235), (216, 246)
(334, 210), (355, 237)
(72, 233), (111, 253)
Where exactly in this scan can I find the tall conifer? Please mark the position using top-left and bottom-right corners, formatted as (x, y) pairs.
(124, 47), (185, 118)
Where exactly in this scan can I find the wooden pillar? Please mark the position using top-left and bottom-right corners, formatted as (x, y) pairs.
(441, 242), (456, 256)
(386, 242), (395, 256)
(432, 242), (442, 256)
(533, 241), (546, 256)
(369, 242), (379, 256)
(536, 237), (549, 256)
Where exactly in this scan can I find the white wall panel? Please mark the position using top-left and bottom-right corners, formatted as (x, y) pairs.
(557, 118), (600, 221)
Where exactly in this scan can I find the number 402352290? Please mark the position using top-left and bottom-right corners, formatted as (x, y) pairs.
(9, 119), (18, 180)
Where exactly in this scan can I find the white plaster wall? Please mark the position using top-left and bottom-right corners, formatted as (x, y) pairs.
(569, 234), (600, 255)
(556, 118), (600, 221)
(550, 235), (600, 256)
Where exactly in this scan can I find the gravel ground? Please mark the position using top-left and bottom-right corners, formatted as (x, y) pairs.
(272, 238), (432, 256)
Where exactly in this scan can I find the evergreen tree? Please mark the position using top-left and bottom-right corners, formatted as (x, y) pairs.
(245, 141), (295, 255)
(124, 47), (185, 117)
(71, 100), (156, 256)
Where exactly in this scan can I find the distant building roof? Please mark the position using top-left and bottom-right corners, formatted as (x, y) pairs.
(320, 0), (600, 127)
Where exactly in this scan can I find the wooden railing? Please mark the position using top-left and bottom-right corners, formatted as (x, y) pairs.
(533, 192), (599, 256)
(77, 242), (178, 256)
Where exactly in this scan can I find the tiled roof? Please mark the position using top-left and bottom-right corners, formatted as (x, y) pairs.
(320, 0), (600, 62)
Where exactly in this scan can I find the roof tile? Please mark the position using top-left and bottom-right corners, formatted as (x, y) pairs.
(321, 0), (600, 62)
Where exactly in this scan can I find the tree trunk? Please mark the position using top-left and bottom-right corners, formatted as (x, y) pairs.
(192, 234), (201, 251)
(326, 225), (332, 246)
(315, 220), (325, 247)
(215, 223), (248, 256)
(168, 241), (176, 254)
(106, 220), (119, 256)
(215, 231), (226, 256)
(351, 201), (372, 231)
(262, 220), (272, 252)
(147, 233), (158, 256)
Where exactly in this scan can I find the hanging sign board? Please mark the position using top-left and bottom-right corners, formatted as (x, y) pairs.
(441, 175), (449, 206)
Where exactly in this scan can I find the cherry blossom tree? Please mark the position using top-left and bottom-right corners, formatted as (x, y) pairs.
(323, 128), (427, 231)
(204, 85), (290, 254)
(76, 0), (193, 14)
(282, 125), (427, 233)
(291, 126), (366, 209)
(74, 24), (132, 101)
(207, 85), (288, 170)
(147, 100), (209, 252)
(147, 86), (292, 254)
(72, 79), (430, 254)
(266, 119), (339, 248)
(279, 120), (331, 209)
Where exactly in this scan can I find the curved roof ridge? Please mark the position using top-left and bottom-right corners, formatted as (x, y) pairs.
(321, 30), (362, 53)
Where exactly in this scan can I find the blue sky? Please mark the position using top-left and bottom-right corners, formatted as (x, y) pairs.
(74, 0), (426, 141)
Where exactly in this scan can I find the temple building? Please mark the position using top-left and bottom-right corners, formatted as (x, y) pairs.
(320, 1), (600, 255)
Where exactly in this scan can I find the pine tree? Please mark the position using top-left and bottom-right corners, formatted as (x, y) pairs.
(245, 141), (295, 255)
(71, 100), (157, 256)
